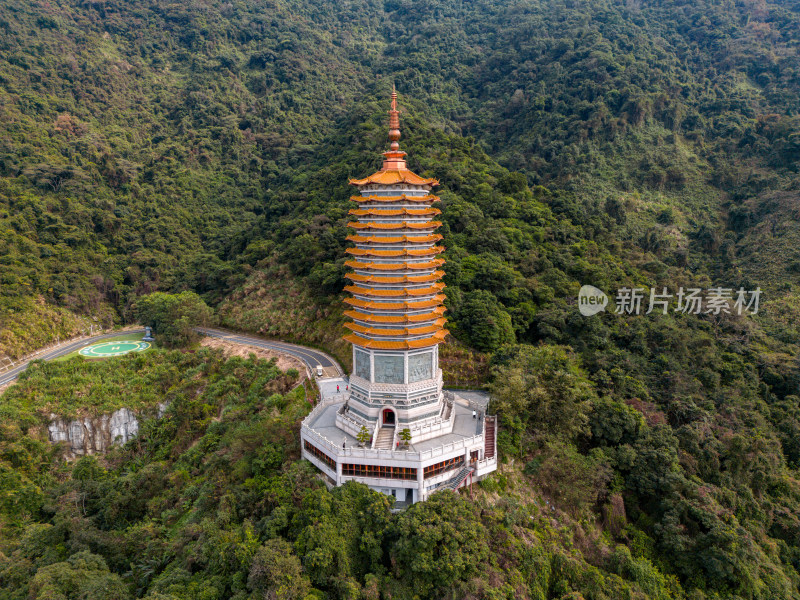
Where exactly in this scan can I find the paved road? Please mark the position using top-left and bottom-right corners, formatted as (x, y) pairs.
(0, 327), (344, 387)
(0, 329), (145, 386)
(196, 327), (343, 377)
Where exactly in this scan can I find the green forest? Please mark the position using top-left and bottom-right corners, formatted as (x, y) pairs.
(1, 0), (800, 598)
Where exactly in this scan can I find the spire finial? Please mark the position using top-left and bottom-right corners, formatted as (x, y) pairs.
(381, 87), (407, 171)
(388, 87), (400, 151)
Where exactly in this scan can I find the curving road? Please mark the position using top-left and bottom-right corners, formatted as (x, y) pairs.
(0, 327), (343, 387)
(196, 327), (343, 377)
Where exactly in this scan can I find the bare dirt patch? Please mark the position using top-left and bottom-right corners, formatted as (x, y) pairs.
(200, 337), (308, 382)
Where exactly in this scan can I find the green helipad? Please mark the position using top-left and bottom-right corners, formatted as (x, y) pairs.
(79, 341), (151, 357)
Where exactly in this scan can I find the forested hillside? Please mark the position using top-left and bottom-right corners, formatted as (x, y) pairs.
(0, 350), (686, 600)
(2, 0), (800, 598)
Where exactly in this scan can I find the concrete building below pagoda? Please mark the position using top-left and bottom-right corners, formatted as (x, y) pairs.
(300, 91), (497, 506)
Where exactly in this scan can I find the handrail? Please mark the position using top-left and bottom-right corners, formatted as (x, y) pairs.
(405, 396), (454, 438)
(302, 420), (485, 463)
(370, 423), (380, 449)
(337, 406), (364, 431)
(301, 394), (340, 427)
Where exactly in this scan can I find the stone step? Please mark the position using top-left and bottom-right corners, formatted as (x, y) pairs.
(485, 420), (495, 458)
(374, 427), (394, 449)
(444, 466), (473, 490)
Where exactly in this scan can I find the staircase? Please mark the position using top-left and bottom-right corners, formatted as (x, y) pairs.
(441, 400), (453, 421)
(443, 466), (473, 490)
(374, 427), (394, 450)
(484, 416), (496, 459)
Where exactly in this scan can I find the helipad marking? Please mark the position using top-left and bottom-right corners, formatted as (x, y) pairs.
(78, 341), (151, 357)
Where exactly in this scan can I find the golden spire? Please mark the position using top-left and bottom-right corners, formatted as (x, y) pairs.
(388, 85), (401, 151)
(381, 87), (407, 171)
(348, 89), (439, 185)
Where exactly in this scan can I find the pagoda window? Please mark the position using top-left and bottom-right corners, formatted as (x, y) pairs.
(342, 464), (417, 480)
(423, 456), (464, 479)
(303, 441), (336, 471)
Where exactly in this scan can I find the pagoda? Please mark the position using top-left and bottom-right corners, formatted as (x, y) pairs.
(343, 89), (447, 430)
(300, 91), (497, 506)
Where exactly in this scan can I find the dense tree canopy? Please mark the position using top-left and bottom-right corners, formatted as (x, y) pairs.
(1, 0), (800, 597)
(133, 291), (212, 347)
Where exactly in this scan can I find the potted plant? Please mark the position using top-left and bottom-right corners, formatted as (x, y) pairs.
(399, 428), (412, 448)
(357, 425), (370, 447)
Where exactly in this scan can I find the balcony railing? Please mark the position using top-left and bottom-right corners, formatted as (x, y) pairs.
(405, 397), (454, 442)
(302, 419), (485, 464)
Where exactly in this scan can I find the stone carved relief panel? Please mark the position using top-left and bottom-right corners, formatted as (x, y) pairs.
(408, 352), (433, 383)
(374, 355), (404, 384)
(355, 350), (371, 380)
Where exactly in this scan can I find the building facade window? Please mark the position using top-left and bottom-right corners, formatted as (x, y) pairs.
(342, 464), (417, 480)
(423, 455), (464, 479)
(303, 441), (335, 471)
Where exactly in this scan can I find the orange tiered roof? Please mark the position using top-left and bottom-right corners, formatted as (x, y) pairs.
(346, 234), (443, 244)
(350, 194), (440, 203)
(344, 283), (445, 297)
(344, 259), (445, 270)
(349, 208), (441, 217)
(349, 170), (439, 187)
(344, 322), (447, 337)
(347, 221), (441, 230)
(344, 307), (446, 323)
(346, 247), (444, 257)
(344, 295), (446, 310)
(344, 91), (448, 350)
(344, 331), (448, 350)
(345, 271), (444, 284)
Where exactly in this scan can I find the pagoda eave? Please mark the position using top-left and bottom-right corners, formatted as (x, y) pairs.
(344, 283), (445, 297)
(349, 208), (441, 217)
(345, 247), (445, 257)
(343, 295), (447, 310)
(346, 234), (443, 244)
(344, 321), (447, 337)
(345, 271), (445, 284)
(343, 308), (446, 323)
(344, 259), (445, 271)
(347, 221), (442, 230)
(350, 195), (440, 203)
(343, 331), (448, 350)
(348, 170), (439, 187)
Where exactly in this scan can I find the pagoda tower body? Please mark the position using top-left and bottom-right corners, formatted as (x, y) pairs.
(343, 91), (448, 436)
(300, 93), (497, 506)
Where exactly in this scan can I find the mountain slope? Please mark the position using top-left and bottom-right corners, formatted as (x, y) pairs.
(1, 0), (800, 597)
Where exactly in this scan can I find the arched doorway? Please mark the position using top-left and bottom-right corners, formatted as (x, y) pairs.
(382, 408), (396, 426)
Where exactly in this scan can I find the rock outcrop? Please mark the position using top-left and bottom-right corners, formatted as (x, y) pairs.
(47, 404), (167, 457)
